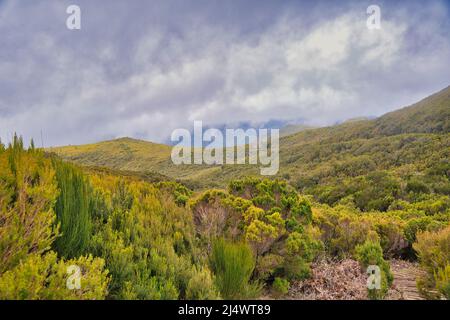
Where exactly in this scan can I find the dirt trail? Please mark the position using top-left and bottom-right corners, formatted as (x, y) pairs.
(387, 259), (425, 300)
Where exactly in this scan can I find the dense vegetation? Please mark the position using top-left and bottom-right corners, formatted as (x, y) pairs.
(1, 86), (449, 300)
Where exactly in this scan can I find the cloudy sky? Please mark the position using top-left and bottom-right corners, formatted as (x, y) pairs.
(0, 0), (449, 146)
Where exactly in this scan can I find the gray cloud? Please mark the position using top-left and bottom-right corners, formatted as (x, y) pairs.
(0, 0), (449, 146)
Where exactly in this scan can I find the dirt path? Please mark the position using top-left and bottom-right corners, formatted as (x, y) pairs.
(387, 259), (425, 300)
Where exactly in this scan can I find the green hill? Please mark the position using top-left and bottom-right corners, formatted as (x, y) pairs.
(50, 137), (171, 170)
(50, 86), (450, 194)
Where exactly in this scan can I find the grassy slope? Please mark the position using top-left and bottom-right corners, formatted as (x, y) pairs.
(50, 86), (450, 189)
(50, 137), (171, 171)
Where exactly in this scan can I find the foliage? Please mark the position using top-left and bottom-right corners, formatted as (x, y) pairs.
(210, 239), (257, 299)
(88, 173), (208, 299)
(190, 178), (323, 288)
(255, 254), (284, 281)
(414, 225), (450, 299)
(52, 160), (92, 258)
(0, 251), (109, 300)
(355, 240), (393, 299)
(434, 265), (450, 299)
(0, 139), (59, 273)
(272, 277), (289, 297)
(156, 181), (192, 206)
(185, 266), (220, 300)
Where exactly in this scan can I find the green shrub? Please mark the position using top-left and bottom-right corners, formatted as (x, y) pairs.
(0, 251), (109, 300)
(53, 160), (92, 258)
(0, 144), (59, 273)
(404, 217), (434, 244)
(210, 239), (257, 299)
(272, 277), (289, 297)
(406, 178), (430, 194)
(355, 240), (393, 299)
(435, 265), (450, 299)
(414, 225), (450, 299)
(255, 254), (284, 280)
(186, 266), (220, 300)
(283, 256), (311, 281)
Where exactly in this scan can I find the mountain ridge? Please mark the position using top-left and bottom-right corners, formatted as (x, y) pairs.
(50, 85), (450, 189)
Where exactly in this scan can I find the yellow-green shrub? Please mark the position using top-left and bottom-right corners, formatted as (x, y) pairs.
(434, 265), (450, 299)
(355, 240), (393, 300)
(272, 277), (289, 297)
(185, 266), (220, 300)
(0, 251), (109, 300)
(414, 225), (450, 299)
(0, 144), (59, 273)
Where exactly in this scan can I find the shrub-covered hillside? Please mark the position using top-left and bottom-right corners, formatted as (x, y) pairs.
(51, 86), (450, 192)
(1, 134), (449, 299)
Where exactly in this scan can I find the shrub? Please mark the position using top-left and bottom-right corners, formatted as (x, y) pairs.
(0, 251), (109, 300)
(283, 256), (311, 281)
(210, 239), (256, 299)
(329, 213), (372, 257)
(156, 181), (192, 206)
(404, 217), (434, 244)
(0, 144), (59, 273)
(285, 229), (322, 260)
(88, 174), (200, 300)
(434, 265), (450, 299)
(406, 179), (430, 194)
(53, 160), (92, 258)
(370, 216), (408, 257)
(355, 240), (393, 299)
(414, 225), (450, 299)
(245, 218), (281, 256)
(272, 277), (289, 297)
(255, 254), (284, 280)
(186, 266), (220, 300)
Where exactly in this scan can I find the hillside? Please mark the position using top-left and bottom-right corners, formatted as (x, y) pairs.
(4, 86), (450, 301)
(51, 86), (450, 192)
(280, 124), (317, 137)
(50, 137), (171, 171)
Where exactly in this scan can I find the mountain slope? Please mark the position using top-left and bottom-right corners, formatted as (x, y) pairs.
(51, 86), (450, 191)
(50, 137), (172, 171)
(372, 85), (450, 135)
(280, 124), (317, 137)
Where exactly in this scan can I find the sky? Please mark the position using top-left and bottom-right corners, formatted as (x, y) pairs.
(0, 0), (449, 147)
